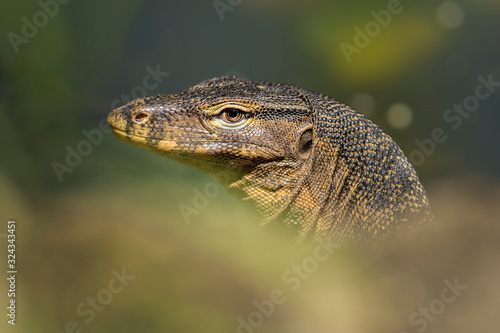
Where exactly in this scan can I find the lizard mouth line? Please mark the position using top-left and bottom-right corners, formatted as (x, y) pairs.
(110, 126), (151, 140)
(110, 126), (281, 158)
(109, 125), (208, 139)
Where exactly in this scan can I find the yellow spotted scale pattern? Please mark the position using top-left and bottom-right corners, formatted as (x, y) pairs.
(108, 76), (432, 244)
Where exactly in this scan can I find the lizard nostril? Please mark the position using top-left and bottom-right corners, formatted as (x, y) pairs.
(133, 112), (150, 124)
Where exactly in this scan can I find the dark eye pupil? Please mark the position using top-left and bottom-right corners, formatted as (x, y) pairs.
(227, 109), (239, 119)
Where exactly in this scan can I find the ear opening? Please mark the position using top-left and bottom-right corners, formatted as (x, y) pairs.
(298, 128), (313, 159)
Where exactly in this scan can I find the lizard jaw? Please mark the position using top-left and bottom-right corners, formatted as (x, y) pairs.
(111, 126), (280, 163)
(110, 126), (178, 152)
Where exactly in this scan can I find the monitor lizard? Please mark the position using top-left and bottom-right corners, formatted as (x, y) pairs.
(107, 76), (432, 244)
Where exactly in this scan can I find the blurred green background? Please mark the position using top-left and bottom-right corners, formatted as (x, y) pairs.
(1, 0), (499, 332)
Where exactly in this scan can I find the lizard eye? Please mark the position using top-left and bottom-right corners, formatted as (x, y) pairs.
(220, 108), (244, 123)
(206, 104), (254, 131)
(210, 107), (252, 130)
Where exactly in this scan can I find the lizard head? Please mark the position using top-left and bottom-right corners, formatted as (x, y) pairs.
(108, 76), (315, 187)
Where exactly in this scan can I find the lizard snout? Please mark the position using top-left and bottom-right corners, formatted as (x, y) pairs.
(107, 107), (127, 131)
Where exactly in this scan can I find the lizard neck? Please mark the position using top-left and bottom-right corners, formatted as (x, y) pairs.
(222, 157), (326, 232)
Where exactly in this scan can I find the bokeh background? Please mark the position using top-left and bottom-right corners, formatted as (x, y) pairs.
(1, 0), (499, 332)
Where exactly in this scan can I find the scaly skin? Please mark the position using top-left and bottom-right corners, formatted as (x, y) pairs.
(108, 76), (432, 244)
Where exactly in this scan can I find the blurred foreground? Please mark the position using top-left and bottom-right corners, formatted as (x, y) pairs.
(1, 172), (499, 333)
